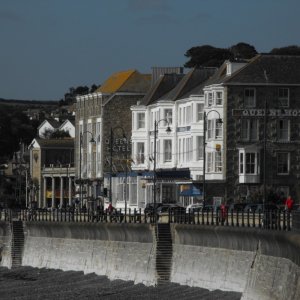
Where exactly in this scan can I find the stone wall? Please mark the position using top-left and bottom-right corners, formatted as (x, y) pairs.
(0, 221), (11, 267)
(170, 224), (300, 300)
(22, 222), (157, 286)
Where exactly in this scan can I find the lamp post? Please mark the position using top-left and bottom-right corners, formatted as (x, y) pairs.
(263, 69), (269, 214)
(153, 119), (171, 210)
(79, 131), (95, 205)
(203, 110), (223, 206)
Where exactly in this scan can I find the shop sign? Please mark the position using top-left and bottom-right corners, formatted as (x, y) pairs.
(232, 109), (300, 117)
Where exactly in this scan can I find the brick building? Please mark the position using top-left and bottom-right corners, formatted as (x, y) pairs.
(75, 69), (151, 208)
(203, 54), (300, 204)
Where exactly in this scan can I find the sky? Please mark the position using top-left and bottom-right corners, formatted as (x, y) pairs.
(0, 0), (299, 101)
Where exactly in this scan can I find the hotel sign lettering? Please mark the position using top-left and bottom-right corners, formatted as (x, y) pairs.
(232, 109), (300, 117)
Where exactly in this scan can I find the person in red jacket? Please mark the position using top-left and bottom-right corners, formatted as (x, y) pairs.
(285, 195), (294, 212)
(220, 202), (227, 224)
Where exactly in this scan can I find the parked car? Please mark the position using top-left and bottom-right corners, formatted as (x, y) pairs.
(246, 203), (279, 213)
(228, 203), (248, 213)
(144, 203), (163, 216)
(186, 203), (203, 213)
(156, 204), (185, 215)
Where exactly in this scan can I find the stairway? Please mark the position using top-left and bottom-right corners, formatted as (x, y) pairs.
(11, 221), (24, 268)
(155, 223), (172, 285)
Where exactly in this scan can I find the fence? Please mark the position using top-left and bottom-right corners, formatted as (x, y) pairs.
(0, 208), (294, 231)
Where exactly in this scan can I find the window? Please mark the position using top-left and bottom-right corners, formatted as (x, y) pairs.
(164, 109), (172, 125)
(208, 93), (213, 107)
(277, 152), (289, 175)
(278, 88), (289, 107)
(239, 151), (259, 175)
(196, 103), (204, 122)
(215, 120), (223, 139)
(216, 92), (223, 105)
(137, 113), (145, 129)
(240, 153), (244, 173)
(207, 120), (214, 139)
(206, 152), (213, 172)
(196, 136), (203, 160)
(277, 119), (289, 141)
(164, 140), (172, 162)
(178, 139), (182, 163)
(244, 88), (256, 107)
(215, 152), (222, 172)
(136, 143), (145, 164)
(186, 106), (191, 125)
(186, 138), (192, 162)
(246, 153), (256, 174)
(241, 119), (258, 141)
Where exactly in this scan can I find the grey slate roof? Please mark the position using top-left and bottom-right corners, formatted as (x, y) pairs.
(35, 138), (74, 149)
(205, 55), (300, 87)
(140, 73), (184, 106)
(224, 55), (300, 85)
(161, 67), (217, 101)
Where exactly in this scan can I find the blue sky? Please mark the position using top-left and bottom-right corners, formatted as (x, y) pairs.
(0, 0), (299, 100)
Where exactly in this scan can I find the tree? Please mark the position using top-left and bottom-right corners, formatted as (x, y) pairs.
(50, 130), (71, 139)
(184, 45), (232, 68)
(184, 42), (258, 68)
(270, 45), (300, 55)
(229, 42), (257, 59)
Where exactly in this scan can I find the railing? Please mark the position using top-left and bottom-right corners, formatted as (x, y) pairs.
(0, 208), (294, 231)
(168, 208), (292, 231)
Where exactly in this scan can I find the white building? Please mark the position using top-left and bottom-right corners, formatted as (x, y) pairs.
(117, 68), (217, 209)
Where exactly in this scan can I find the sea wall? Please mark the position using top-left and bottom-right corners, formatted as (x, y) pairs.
(0, 221), (11, 267)
(170, 225), (300, 300)
(22, 222), (157, 286)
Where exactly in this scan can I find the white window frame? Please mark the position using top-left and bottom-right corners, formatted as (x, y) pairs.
(216, 91), (223, 105)
(239, 151), (260, 175)
(196, 103), (204, 122)
(277, 152), (290, 175)
(208, 92), (213, 107)
(215, 120), (223, 139)
(207, 120), (214, 139)
(136, 142), (145, 164)
(206, 152), (213, 173)
(137, 113), (145, 129)
(278, 88), (289, 107)
(196, 136), (203, 160)
(241, 119), (259, 141)
(277, 119), (290, 141)
(244, 88), (256, 107)
(163, 139), (172, 162)
(214, 151), (222, 172)
(164, 109), (173, 125)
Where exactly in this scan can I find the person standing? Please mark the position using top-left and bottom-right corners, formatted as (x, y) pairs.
(285, 195), (294, 212)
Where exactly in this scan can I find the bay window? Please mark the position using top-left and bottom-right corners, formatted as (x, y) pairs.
(137, 113), (145, 129)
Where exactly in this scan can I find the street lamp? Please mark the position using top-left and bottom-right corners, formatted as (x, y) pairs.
(79, 131), (95, 205)
(203, 110), (223, 206)
(153, 119), (171, 210)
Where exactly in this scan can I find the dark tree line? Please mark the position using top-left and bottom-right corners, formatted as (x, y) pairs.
(184, 43), (300, 68)
(59, 84), (99, 106)
(0, 105), (39, 162)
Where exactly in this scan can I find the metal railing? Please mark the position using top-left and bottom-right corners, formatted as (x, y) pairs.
(0, 208), (294, 231)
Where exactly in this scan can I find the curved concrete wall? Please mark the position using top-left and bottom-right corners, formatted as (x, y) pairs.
(22, 222), (157, 286)
(171, 225), (300, 300)
(0, 221), (11, 267)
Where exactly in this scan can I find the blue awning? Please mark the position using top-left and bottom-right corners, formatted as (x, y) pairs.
(180, 185), (202, 197)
